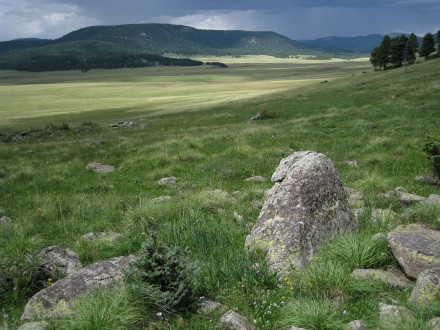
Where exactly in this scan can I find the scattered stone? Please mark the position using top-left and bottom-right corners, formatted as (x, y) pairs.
(251, 198), (263, 209)
(86, 162), (115, 173)
(21, 255), (134, 321)
(371, 209), (397, 224)
(428, 317), (440, 330)
(378, 303), (410, 325)
(245, 151), (357, 275)
(372, 232), (387, 241)
(290, 327), (307, 330)
(353, 208), (367, 222)
(17, 321), (49, 330)
(38, 246), (82, 279)
(81, 232), (122, 243)
(384, 187), (426, 205)
(346, 320), (365, 330)
(245, 176), (265, 182)
(345, 188), (364, 208)
(416, 175), (440, 186)
(388, 223), (440, 278)
(233, 211), (243, 222)
(420, 194), (440, 206)
(0, 216), (11, 224)
(344, 160), (359, 168)
(109, 121), (136, 128)
(207, 189), (237, 204)
(409, 267), (440, 306)
(351, 269), (412, 289)
(199, 299), (223, 313)
(158, 176), (178, 186)
(153, 196), (172, 202)
(218, 310), (256, 330)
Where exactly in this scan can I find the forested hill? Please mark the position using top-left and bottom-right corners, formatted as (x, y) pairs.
(0, 23), (322, 71)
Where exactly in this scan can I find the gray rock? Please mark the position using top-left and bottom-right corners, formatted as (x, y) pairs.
(416, 175), (440, 186)
(384, 187), (426, 205)
(345, 188), (364, 208)
(245, 176), (265, 182)
(388, 223), (440, 278)
(371, 209), (397, 224)
(0, 216), (11, 224)
(251, 198), (263, 209)
(290, 327), (307, 330)
(21, 255), (134, 321)
(199, 299), (223, 313)
(81, 232), (121, 243)
(428, 317), (440, 330)
(218, 310), (256, 330)
(38, 246), (82, 279)
(207, 189), (236, 203)
(353, 208), (367, 222)
(158, 176), (178, 186)
(110, 121), (136, 128)
(420, 194), (440, 205)
(343, 160), (359, 168)
(379, 303), (410, 324)
(245, 151), (357, 275)
(233, 211), (243, 222)
(346, 320), (365, 330)
(409, 267), (440, 306)
(17, 322), (48, 330)
(352, 269), (412, 289)
(86, 162), (115, 173)
(153, 196), (172, 202)
(372, 233), (387, 241)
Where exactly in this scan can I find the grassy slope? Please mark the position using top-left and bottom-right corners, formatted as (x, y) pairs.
(0, 58), (439, 329)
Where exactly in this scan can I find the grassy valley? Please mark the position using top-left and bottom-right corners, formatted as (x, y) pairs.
(0, 56), (439, 329)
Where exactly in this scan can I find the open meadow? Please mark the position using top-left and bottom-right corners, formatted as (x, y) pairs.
(1, 57), (440, 329)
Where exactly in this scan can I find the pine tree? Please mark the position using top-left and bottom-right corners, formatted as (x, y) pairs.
(437, 30), (440, 54)
(370, 47), (380, 70)
(407, 33), (419, 64)
(420, 33), (435, 59)
(390, 35), (407, 68)
(378, 35), (391, 70)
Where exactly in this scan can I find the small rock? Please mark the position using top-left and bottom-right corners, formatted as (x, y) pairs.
(346, 320), (365, 330)
(372, 232), (387, 241)
(0, 215), (11, 224)
(388, 223), (440, 278)
(353, 208), (366, 221)
(207, 189), (237, 203)
(158, 176), (178, 186)
(218, 310), (256, 330)
(18, 321), (49, 330)
(86, 162), (114, 173)
(199, 299), (223, 313)
(38, 246), (82, 279)
(233, 211), (243, 222)
(416, 175), (440, 186)
(290, 327), (307, 330)
(384, 187), (426, 205)
(110, 121), (136, 128)
(428, 317), (440, 330)
(153, 196), (172, 202)
(379, 303), (410, 324)
(344, 160), (359, 168)
(245, 176), (265, 182)
(345, 188), (364, 208)
(82, 232), (121, 243)
(371, 209), (397, 224)
(251, 198), (263, 209)
(409, 267), (440, 306)
(420, 194), (440, 206)
(352, 269), (412, 289)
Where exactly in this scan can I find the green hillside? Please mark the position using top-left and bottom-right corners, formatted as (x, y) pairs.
(0, 24), (322, 71)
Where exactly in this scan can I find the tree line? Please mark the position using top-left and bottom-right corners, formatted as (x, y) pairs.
(370, 31), (439, 70)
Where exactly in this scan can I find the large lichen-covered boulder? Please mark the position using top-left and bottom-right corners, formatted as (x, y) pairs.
(38, 246), (82, 279)
(21, 256), (134, 321)
(388, 224), (440, 279)
(245, 151), (357, 275)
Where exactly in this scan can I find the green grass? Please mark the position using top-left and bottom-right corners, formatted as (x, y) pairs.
(0, 57), (439, 329)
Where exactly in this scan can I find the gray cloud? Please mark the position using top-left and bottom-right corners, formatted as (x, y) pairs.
(0, 0), (438, 41)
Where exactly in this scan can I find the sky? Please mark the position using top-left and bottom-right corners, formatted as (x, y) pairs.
(0, 0), (439, 42)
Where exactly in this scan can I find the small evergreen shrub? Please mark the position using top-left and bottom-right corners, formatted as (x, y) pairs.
(125, 234), (199, 314)
(423, 139), (440, 179)
(258, 110), (277, 120)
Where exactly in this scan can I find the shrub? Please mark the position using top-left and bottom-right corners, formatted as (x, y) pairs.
(125, 234), (199, 314)
(258, 110), (277, 120)
(423, 139), (440, 179)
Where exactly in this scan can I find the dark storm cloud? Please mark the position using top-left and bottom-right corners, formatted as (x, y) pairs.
(0, 0), (439, 41)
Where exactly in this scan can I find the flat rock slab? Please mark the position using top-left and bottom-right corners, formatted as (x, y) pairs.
(388, 223), (440, 279)
(245, 151), (357, 275)
(18, 322), (49, 330)
(86, 162), (114, 173)
(420, 194), (440, 206)
(245, 176), (266, 182)
(158, 176), (178, 186)
(352, 269), (412, 289)
(384, 187), (426, 205)
(21, 255), (134, 321)
(409, 267), (440, 306)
